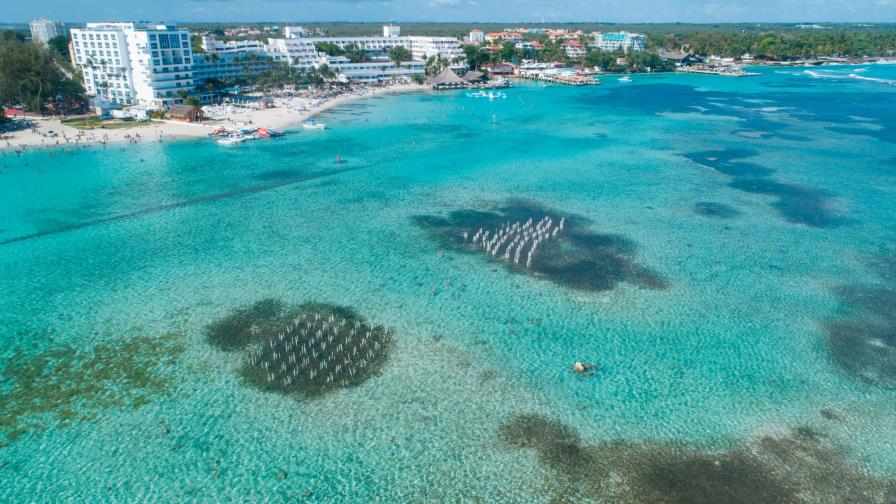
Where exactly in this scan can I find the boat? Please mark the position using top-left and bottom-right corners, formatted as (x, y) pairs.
(256, 128), (283, 138)
(303, 119), (326, 130)
(618, 76), (632, 83)
(216, 134), (255, 145)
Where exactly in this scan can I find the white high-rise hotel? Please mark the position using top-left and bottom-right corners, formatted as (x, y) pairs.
(70, 23), (194, 108)
(29, 19), (59, 46)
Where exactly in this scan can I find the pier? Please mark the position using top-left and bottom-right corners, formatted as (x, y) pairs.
(517, 72), (600, 86)
(676, 65), (760, 77)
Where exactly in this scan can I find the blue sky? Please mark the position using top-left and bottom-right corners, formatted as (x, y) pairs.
(6, 0), (895, 23)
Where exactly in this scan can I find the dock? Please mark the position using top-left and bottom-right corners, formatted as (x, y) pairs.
(517, 70), (600, 86)
(676, 65), (760, 77)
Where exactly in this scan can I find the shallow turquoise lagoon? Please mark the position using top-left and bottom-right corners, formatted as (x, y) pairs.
(1, 65), (895, 502)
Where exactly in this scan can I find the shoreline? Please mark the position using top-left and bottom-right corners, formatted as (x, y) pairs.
(0, 83), (425, 152)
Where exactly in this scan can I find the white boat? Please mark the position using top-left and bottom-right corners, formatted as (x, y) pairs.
(618, 76), (632, 83)
(303, 118), (326, 130)
(217, 135), (253, 145)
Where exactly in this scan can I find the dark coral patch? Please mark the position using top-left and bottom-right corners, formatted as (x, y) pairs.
(498, 413), (893, 503)
(824, 279), (896, 389)
(694, 201), (741, 219)
(682, 149), (845, 228)
(204, 298), (288, 351)
(205, 300), (393, 399)
(239, 303), (392, 399)
(413, 200), (666, 292)
(684, 149), (775, 178)
(728, 178), (844, 228)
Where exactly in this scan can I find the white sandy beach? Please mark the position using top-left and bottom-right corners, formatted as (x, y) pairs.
(0, 83), (424, 151)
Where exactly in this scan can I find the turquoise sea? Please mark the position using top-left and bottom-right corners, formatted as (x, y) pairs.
(1, 65), (895, 502)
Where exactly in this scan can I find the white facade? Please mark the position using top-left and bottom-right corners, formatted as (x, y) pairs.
(592, 32), (646, 53)
(468, 30), (485, 43)
(201, 35), (267, 54)
(324, 56), (424, 83)
(406, 37), (463, 61)
(266, 38), (320, 67)
(71, 22), (194, 108)
(265, 26), (464, 75)
(284, 26), (306, 39)
(565, 44), (586, 59)
(195, 35), (277, 84)
(29, 19), (59, 46)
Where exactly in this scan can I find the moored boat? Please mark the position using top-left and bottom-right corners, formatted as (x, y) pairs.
(303, 119), (326, 130)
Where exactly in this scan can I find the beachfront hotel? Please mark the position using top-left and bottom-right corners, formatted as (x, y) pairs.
(265, 25), (463, 66)
(592, 32), (646, 53)
(70, 22), (464, 107)
(29, 19), (59, 46)
(70, 23), (194, 108)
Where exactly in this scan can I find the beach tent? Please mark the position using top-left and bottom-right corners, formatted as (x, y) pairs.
(425, 68), (469, 90)
(167, 104), (205, 122)
(462, 71), (486, 83)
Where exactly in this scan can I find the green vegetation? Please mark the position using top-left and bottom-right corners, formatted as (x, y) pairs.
(0, 105), (7, 123)
(190, 35), (205, 54)
(0, 30), (86, 114)
(314, 41), (345, 57)
(47, 35), (70, 61)
(343, 43), (370, 63)
(463, 44), (488, 70)
(424, 55), (449, 76)
(251, 62), (338, 92)
(62, 117), (149, 130)
(388, 45), (412, 67)
(0, 332), (185, 445)
(653, 28), (896, 60)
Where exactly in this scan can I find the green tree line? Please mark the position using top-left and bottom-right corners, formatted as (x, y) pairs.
(0, 30), (86, 114)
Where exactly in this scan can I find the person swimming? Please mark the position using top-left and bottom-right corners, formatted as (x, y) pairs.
(572, 361), (598, 376)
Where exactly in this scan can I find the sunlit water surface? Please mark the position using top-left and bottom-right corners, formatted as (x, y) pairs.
(1, 65), (895, 502)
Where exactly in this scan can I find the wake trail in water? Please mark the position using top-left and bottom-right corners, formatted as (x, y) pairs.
(804, 69), (896, 86)
(0, 165), (363, 247)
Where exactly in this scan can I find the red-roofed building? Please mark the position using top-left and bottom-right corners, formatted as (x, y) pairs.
(486, 31), (523, 43)
(564, 40), (586, 59)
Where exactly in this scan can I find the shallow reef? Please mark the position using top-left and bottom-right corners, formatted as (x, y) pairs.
(206, 300), (392, 399)
(0, 332), (185, 445)
(498, 412), (894, 504)
(824, 248), (896, 389)
(693, 201), (741, 219)
(683, 149), (845, 228)
(413, 199), (666, 292)
(204, 298), (289, 352)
